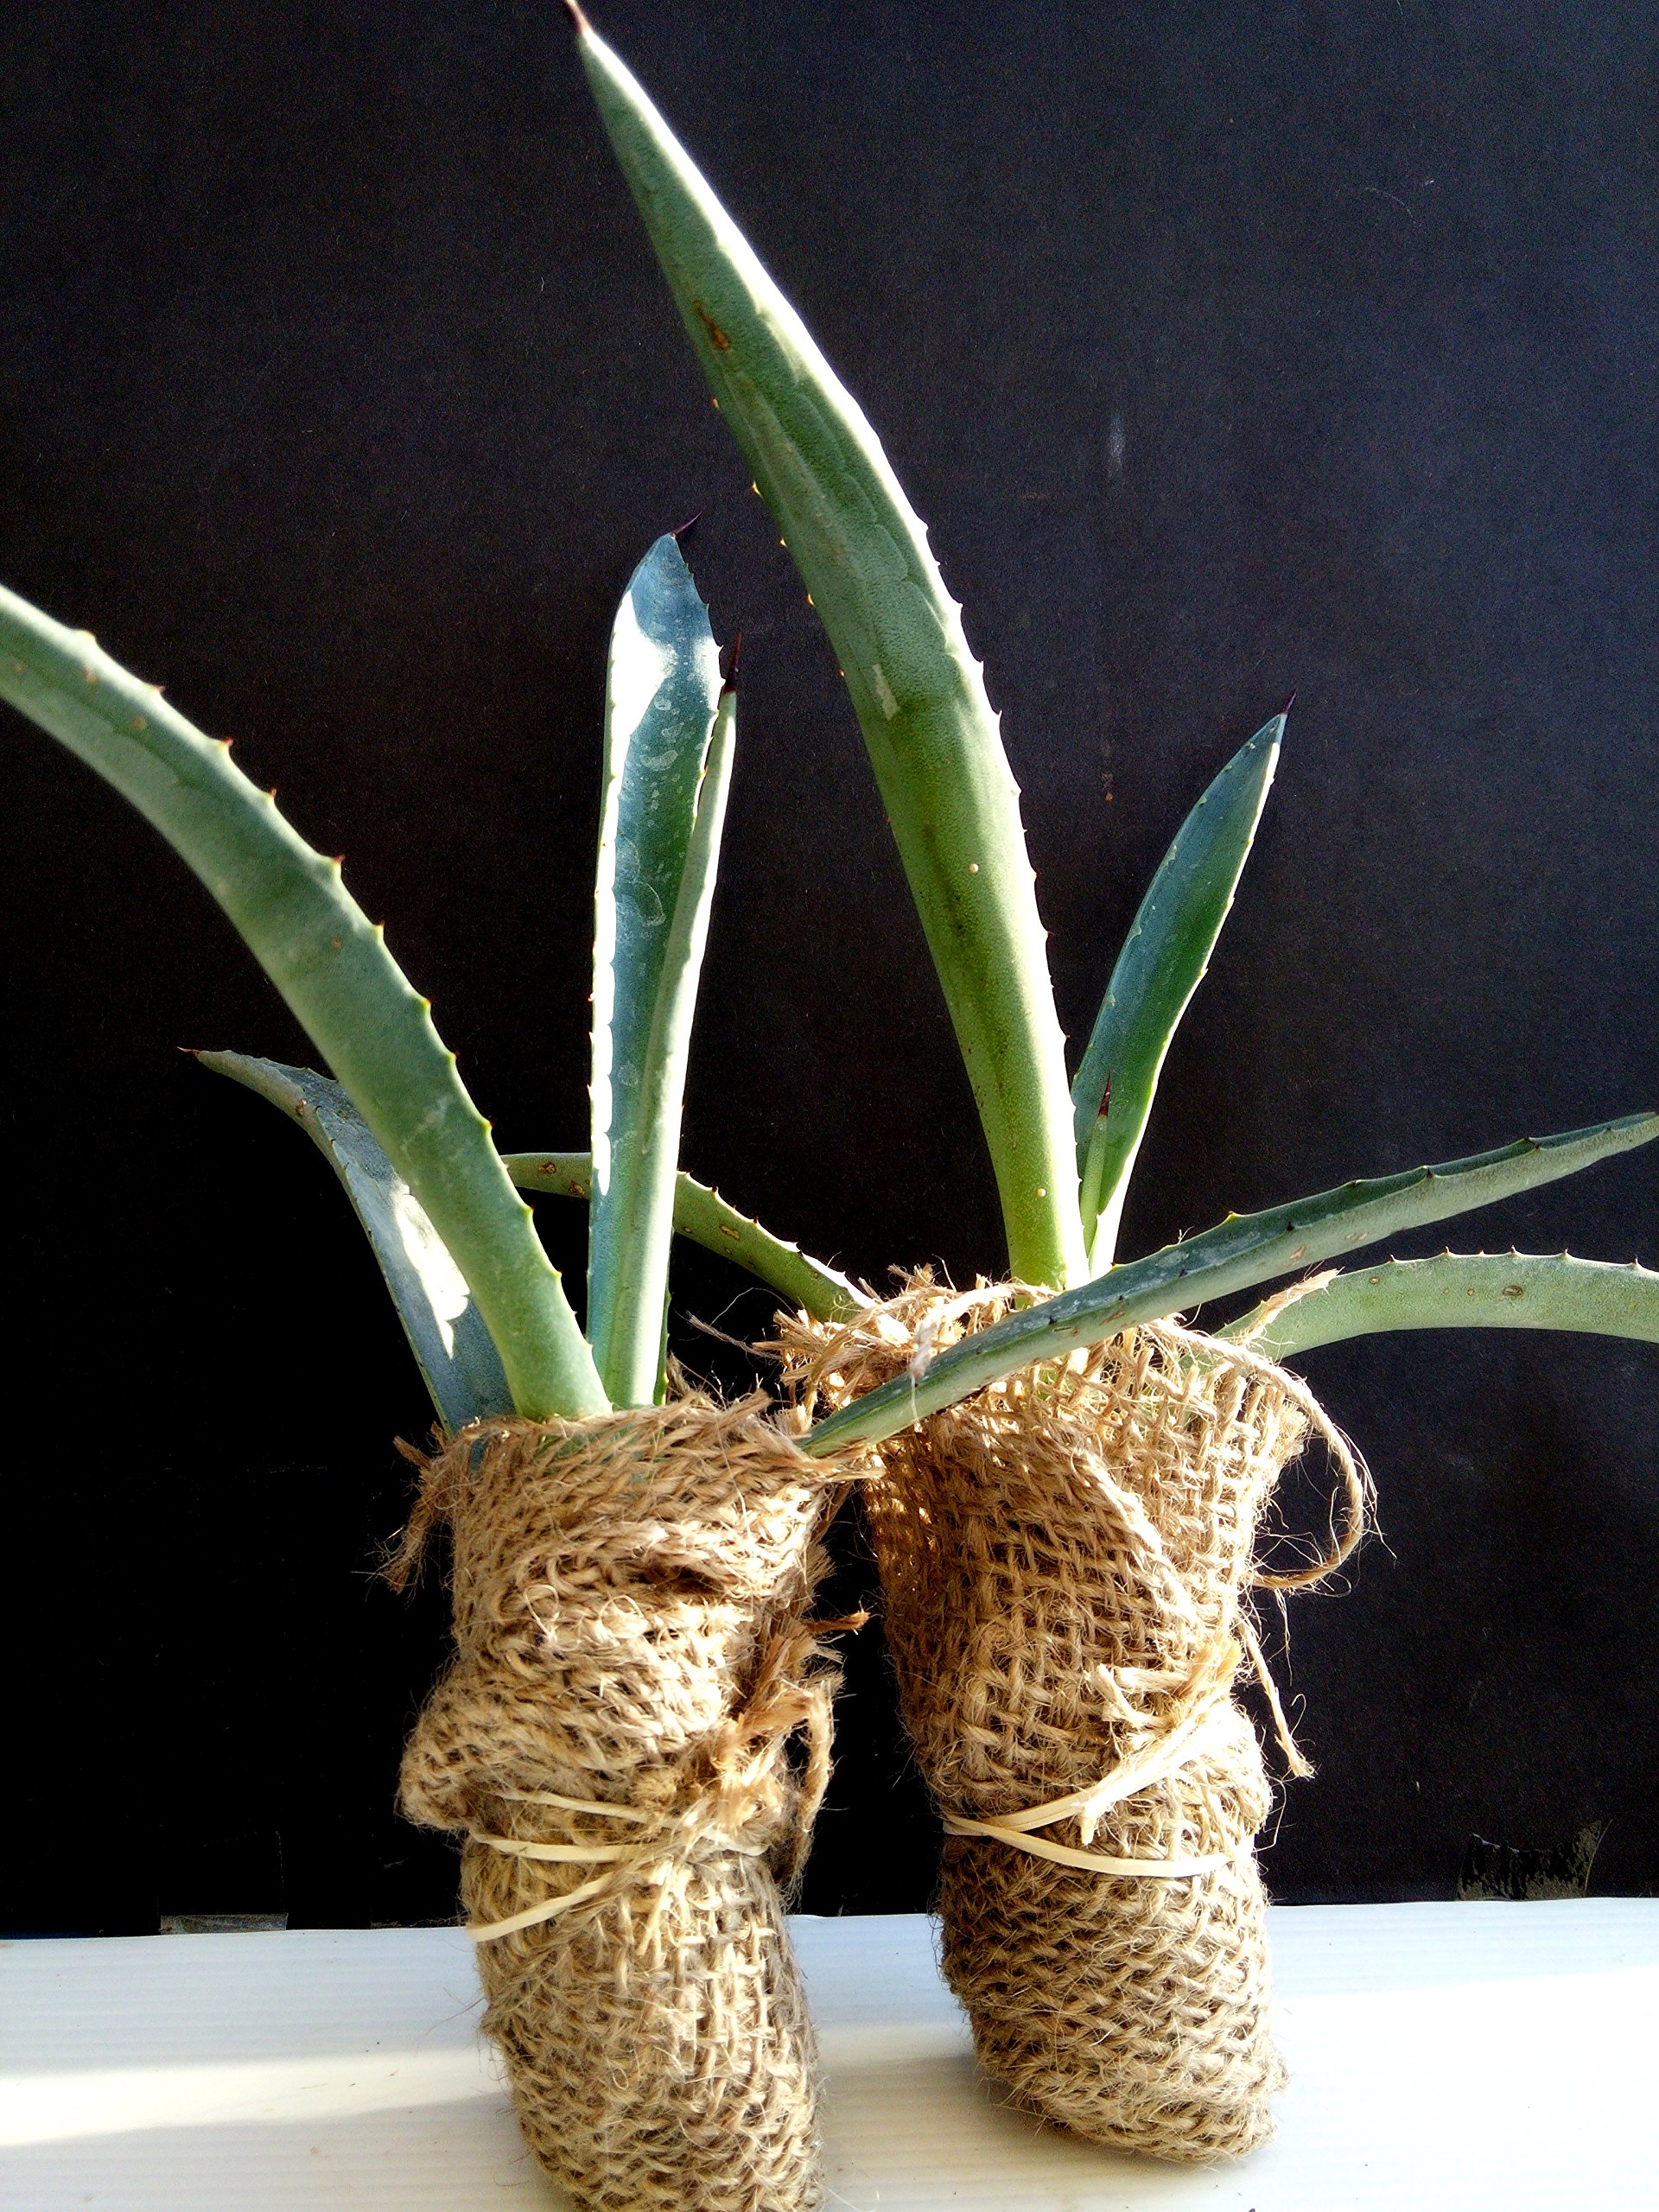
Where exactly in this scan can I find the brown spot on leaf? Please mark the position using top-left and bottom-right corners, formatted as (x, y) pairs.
(693, 300), (732, 352)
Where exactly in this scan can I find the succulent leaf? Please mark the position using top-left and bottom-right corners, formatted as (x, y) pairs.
(505, 1150), (868, 1323)
(200, 1052), (514, 1431)
(0, 581), (606, 1421)
(575, 21), (1084, 1290)
(1074, 715), (1282, 1271)
(805, 1110), (1659, 1452)
(588, 535), (733, 1406)
(1226, 1249), (1659, 1358)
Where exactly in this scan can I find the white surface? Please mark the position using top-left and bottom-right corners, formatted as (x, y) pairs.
(2, 1902), (1656, 2209)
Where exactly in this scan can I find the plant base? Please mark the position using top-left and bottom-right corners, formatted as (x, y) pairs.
(392, 1396), (849, 2212)
(783, 1287), (1351, 2162)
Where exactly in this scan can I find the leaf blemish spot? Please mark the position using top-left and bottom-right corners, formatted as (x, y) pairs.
(692, 300), (732, 351)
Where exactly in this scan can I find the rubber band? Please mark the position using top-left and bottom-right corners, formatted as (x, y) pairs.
(462, 1667), (833, 1943)
(466, 1821), (772, 1941)
(940, 1813), (1243, 1879)
(938, 1605), (1321, 1878)
(495, 1787), (652, 1821)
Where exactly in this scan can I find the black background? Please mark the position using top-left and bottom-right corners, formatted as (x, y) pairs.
(3, 1), (1655, 1933)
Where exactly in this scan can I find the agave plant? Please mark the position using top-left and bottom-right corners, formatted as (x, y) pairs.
(567, 12), (1659, 1448)
(5, 10), (1654, 2194)
(11, 10), (1649, 1556)
(565, 14), (1658, 2164)
(0, 528), (879, 2212)
(0, 531), (874, 1444)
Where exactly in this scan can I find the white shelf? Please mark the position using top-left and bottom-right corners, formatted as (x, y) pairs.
(3, 1901), (1655, 2208)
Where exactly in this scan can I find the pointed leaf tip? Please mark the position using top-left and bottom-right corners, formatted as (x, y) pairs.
(576, 29), (1083, 1288)
(588, 529), (730, 1402)
(1074, 713), (1282, 1262)
(811, 1114), (1659, 1449)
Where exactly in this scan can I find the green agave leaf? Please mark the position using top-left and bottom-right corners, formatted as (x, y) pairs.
(805, 1111), (1659, 1453)
(588, 535), (733, 1406)
(1227, 1250), (1659, 1358)
(200, 1052), (513, 1433)
(0, 581), (606, 1421)
(505, 1150), (868, 1324)
(575, 20), (1084, 1291)
(1074, 714), (1282, 1272)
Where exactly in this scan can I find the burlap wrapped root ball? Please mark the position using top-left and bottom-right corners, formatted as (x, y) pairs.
(391, 1394), (855, 2212)
(779, 1283), (1364, 2163)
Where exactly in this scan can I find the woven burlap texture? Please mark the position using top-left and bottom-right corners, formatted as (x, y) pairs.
(391, 1393), (851, 2212)
(779, 1281), (1361, 2164)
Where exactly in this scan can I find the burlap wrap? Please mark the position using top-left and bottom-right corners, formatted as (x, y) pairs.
(391, 1395), (852, 2212)
(779, 1283), (1362, 2164)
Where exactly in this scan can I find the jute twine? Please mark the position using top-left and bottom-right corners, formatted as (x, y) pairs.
(777, 1278), (1366, 2164)
(389, 1393), (855, 2212)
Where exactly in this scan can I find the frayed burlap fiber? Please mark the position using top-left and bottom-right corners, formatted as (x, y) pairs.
(779, 1282), (1362, 2164)
(391, 1394), (851, 2212)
